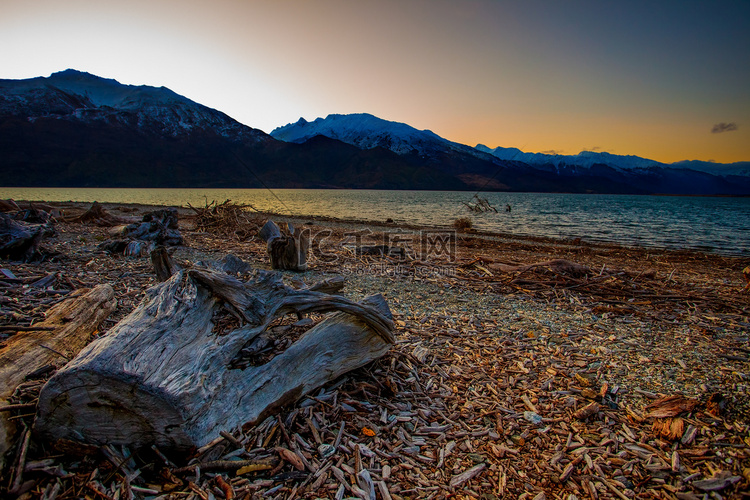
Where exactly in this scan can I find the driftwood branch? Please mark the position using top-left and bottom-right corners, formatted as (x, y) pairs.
(0, 285), (116, 470)
(35, 268), (395, 451)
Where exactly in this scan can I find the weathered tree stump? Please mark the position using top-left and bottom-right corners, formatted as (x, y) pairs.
(0, 213), (54, 262)
(150, 246), (180, 282)
(98, 208), (184, 256)
(259, 220), (309, 271)
(117, 208), (183, 245)
(35, 268), (395, 451)
(64, 201), (133, 226)
(0, 285), (115, 471)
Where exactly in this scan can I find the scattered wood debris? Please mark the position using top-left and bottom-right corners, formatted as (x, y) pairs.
(0, 201), (748, 499)
(188, 199), (262, 240)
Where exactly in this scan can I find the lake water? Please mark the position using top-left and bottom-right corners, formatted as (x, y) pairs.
(2, 187), (749, 256)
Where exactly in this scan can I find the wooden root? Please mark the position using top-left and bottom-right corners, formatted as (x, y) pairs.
(34, 268), (395, 451)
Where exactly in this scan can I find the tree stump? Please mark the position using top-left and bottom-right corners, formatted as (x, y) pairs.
(63, 201), (133, 226)
(150, 246), (180, 282)
(35, 268), (395, 451)
(0, 285), (115, 471)
(0, 213), (54, 262)
(259, 220), (309, 271)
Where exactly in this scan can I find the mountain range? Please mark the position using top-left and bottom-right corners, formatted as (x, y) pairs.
(1, 69), (748, 195)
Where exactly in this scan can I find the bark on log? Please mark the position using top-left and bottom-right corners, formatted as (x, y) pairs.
(0, 285), (116, 471)
(259, 220), (309, 271)
(35, 268), (395, 452)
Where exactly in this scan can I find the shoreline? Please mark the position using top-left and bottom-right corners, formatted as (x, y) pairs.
(17, 198), (750, 259)
(2, 199), (749, 497)
(3, 187), (749, 257)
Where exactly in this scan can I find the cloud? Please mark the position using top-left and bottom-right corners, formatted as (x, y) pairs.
(540, 149), (564, 155)
(711, 122), (738, 134)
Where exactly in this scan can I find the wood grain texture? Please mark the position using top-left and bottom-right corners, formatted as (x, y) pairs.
(35, 269), (394, 451)
(0, 285), (115, 470)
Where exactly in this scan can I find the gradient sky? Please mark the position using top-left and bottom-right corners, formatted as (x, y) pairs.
(1, 0), (749, 164)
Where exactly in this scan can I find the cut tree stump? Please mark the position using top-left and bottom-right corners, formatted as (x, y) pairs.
(0, 285), (116, 471)
(259, 220), (309, 271)
(35, 268), (395, 452)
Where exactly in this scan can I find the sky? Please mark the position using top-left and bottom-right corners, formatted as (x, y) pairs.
(1, 0), (749, 164)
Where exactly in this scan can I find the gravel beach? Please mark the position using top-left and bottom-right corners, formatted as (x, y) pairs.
(1, 200), (749, 499)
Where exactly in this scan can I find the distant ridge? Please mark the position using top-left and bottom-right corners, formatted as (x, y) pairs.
(273, 113), (750, 194)
(475, 144), (750, 178)
(1, 70), (749, 194)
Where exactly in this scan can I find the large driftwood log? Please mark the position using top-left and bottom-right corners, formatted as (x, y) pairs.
(259, 220), (309, 271)
(35, 268), (395, 451)
(0, 285), (115, 471)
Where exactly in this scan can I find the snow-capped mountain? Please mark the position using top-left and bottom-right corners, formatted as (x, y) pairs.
(2, 70), (748, 194)
(0, 71), (467, 189)
(272, 113), (446, 154)
(669, 160), (750, 178)
(0, 69), (266, 142)
(272, 113), (498, 164)
(475, 145), (661, 171)
(272, 112), (750, 193)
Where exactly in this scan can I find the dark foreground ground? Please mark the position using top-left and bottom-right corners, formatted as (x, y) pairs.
(1, 200), (749, 499)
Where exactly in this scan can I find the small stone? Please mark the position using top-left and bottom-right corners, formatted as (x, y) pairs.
(317, 443), (336, 459)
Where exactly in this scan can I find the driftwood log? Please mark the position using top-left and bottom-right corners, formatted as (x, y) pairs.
(0, 285), (115, 471)
(99, 207), (184, 257)
(35, 268), (395, 451)
(117, 208), (182, 245)
(0, 213), (54, 262)
(259, 220), (309, 271)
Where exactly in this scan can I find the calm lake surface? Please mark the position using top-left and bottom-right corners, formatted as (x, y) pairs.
(3, 188), (749, 256)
